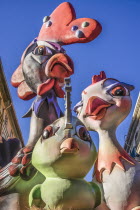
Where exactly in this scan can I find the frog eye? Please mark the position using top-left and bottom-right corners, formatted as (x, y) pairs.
(109, 86), (129, 97)
(42, 126), (53, 140)
(33, 46), (53, 56)
(76, 125), (91, 142)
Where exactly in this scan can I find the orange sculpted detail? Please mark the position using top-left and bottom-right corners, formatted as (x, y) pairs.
(45, 53), (74, 79)
(11, 47), (36, 100)
(37, 53), (73, 96)
(11, 64), (24, 87)
(53, 80), (65, 98)
(17, 81), (36, 100)
(95, 147), (136, 183)
(60, 138), (79, 154)
(37, 79), (55, 96)
(85, 96), (112, 120)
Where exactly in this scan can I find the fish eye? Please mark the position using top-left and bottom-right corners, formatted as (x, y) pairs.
(33, 46), (53, 56)
(82, 21), (90, 28)
(42, 126), (53, 140)
(46, 20), (52, 27)
(71, 25), (78, 31)
(76, 125), (91, 142)
(109, 86), (129, 97)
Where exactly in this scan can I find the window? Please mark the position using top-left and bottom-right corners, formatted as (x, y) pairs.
(1, 113), (9, 139)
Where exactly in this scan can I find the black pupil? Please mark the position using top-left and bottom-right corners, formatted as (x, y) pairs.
(115, 89), (124, 96)
(42, 130), (49, 139)
(72, 25), (78, 31)
(38, 47), (44, 55)
(83, 131), (87, 139)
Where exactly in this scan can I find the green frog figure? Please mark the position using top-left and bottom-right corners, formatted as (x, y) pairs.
(29, 78), (101, 210)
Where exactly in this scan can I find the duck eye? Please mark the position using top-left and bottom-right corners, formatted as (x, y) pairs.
(76, 125), (91, 141)
(110, 86), (128, 96)
(33, 46), (53, 56)
(42, 126), (53, 140)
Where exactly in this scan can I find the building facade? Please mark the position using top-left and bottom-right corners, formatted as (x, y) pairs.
(124, 93), (140, 159)
(0, 59), (24, 146)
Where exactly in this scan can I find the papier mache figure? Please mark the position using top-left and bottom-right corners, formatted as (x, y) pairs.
(11, 2), (102, 147)
(0, 3), (102, 210)
(74, 71), (140, 210)
(29, 78), (101, 210)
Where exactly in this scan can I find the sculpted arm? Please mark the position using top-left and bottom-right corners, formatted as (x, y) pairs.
(89, 182), (101, 208)
(29, 184), (45, 208)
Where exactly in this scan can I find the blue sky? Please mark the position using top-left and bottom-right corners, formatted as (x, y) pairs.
(0, 0), (140, 181)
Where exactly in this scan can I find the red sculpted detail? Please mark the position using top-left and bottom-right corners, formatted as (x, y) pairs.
(37, 53), (73, 96)
(11, 2), (102, 100)
(45, 53), (74, 80)
(83, 90), (87, 95)
(92, 71), (106, 84)
(38, 2), (102, 45)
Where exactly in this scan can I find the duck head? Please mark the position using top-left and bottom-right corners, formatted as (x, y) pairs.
(74, 71), (134, 131)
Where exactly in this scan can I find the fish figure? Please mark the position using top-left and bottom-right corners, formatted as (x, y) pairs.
(11, 2), (102, 147)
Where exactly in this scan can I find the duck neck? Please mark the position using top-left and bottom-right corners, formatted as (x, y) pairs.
(95, 128), (135, 183)
(98, 128), (119, 152)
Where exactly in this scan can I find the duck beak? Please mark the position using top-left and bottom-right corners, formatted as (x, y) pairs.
(85, 96), (112, 120)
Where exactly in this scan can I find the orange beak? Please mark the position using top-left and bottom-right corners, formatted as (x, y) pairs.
(85, 96), (112, 120)
(60, 138), (79, 154)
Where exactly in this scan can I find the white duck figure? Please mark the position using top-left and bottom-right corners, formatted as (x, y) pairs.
(74, 71), (140, 210)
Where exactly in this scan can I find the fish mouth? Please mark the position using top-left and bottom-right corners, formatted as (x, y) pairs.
(85, 96), (113, 120)
(37, 53), (74, 97)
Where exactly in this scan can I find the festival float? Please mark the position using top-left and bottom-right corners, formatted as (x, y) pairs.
(0, 2), (139, 210)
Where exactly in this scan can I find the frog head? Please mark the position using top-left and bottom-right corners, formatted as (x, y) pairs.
(32, 116), (97, 179)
